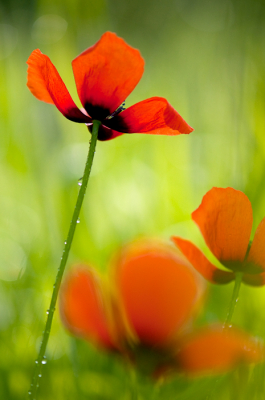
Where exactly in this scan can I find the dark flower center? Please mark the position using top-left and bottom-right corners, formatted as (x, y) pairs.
(85, 101), (126, 121)
(105, 101), (126, 120)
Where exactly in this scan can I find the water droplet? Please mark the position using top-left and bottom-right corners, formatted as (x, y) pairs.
(46, 310), (49, 315)
(41, 360), (47, 365)
(38, 374), (42, 378)
(35, 360), (38, 364)
(64, 241), (67, 245)
(28, 391), (31, 395)
(78, 181), (82, 186)
(76, 218), (80, 224)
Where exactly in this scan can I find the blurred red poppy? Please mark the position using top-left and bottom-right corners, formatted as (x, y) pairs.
(172, 187), (265, 286)
(27, 32), (193, 141)
(59, 240), (262, 376)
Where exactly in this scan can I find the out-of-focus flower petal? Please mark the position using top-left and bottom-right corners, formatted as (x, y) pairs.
(172, 237), (235, 284)
(27, 49), (91, 123)
(106, 97), (193, 135)
(177, 326), (262, 375)
(245, 217), (265, 273)
(115, 241), (201, 347)
(192, 187), (253, 269)
(243, 272), (265, 286)
(72, 31), (144, 119)
(59, 266), (116, 349)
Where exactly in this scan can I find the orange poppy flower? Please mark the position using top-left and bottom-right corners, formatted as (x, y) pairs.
(172, 187), (265, 286)
(60, 242), (202, 350)
(175, 325), (261, 375)
(26, 32), (193, 141)
(59, 240), (262, 375)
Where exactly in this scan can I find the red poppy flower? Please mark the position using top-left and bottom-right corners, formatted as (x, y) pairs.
(59, 240), (262, 375)
(172, 187), (265, 286)
(26, 32), (193, 141)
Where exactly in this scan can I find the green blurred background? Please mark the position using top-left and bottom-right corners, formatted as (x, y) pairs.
(1, 0), (265, 398)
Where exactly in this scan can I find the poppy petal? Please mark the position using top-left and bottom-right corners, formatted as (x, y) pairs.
(243, 272), (265, 286)
(27, 49), (91, 123)
(172, 237), (235, 284)
(192, 187), (253, 267)
(59, 266), (115, 349)
(72, 31), (144, 119)
(115, 241), (201, 346)
(106, 97), (193, 135)
(177, 326), (262, 375)
(245, 217), (265, 273)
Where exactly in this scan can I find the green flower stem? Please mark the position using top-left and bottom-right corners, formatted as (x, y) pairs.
(224, 272), (243, 328)
(28, 120), (101, 399)
(128, 367), (139, 400)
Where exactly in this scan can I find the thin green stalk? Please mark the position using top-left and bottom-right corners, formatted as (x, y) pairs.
(224, 272), (243, 328)
(128, 367), (139, 400)
(28, 120), (101, 399)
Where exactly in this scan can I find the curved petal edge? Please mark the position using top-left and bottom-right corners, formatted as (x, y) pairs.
(72, 31), (145, 118)
(192, 187), (253, 265)
(27, 49), (91, 123)
(106, 97), (193, 135)
(246, 217), (265, 273)
(172, 237), (235, 284)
